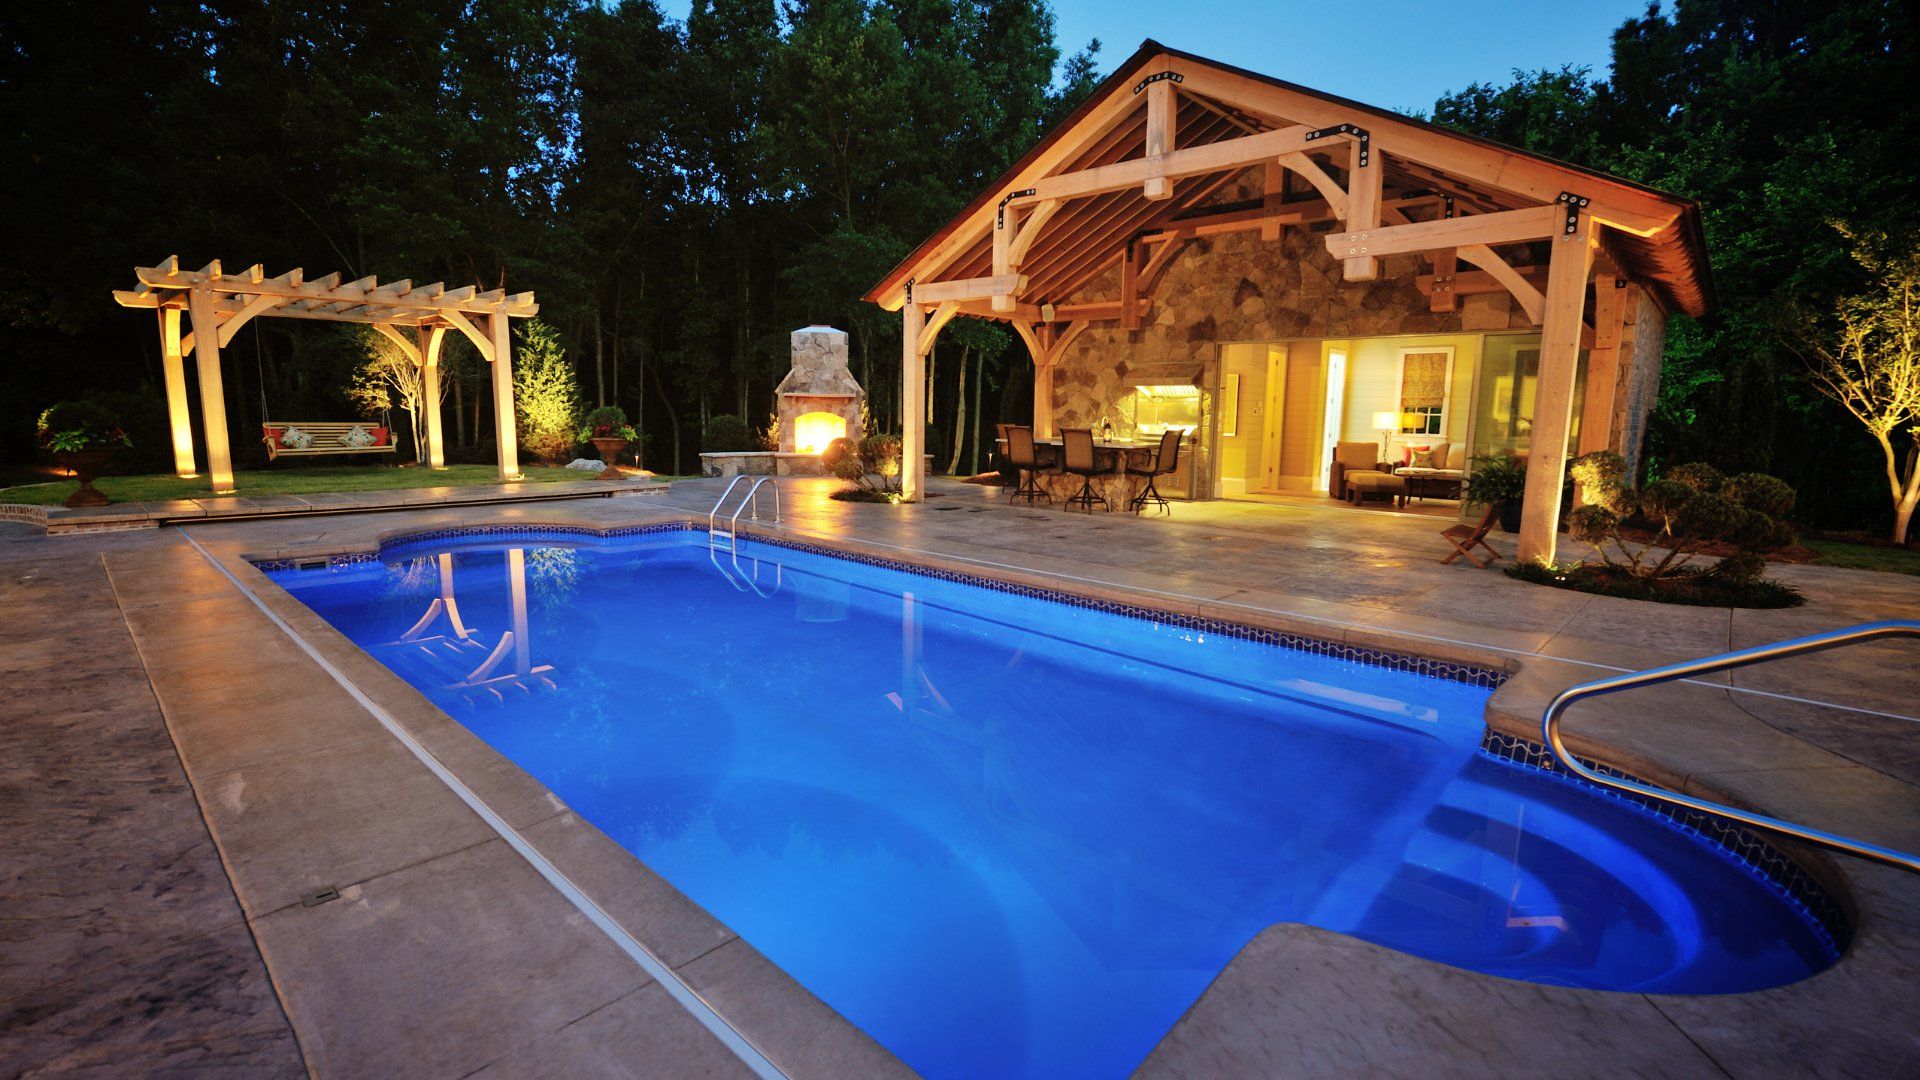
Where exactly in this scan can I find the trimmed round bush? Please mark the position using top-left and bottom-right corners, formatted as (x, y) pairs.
(702, 414), (755, 452)
(1663, 461), (1725, 493)
(1723, 472), (1796, 519)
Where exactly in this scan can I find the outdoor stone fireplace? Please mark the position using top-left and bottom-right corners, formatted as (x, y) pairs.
(702, 325), (866, 478)
(777, 325), (864, 455)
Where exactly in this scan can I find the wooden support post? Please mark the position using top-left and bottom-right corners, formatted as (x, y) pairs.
(1343, 141), (1382, 281)
(1577, 275), (1627, 456)
(489, 312), (521, 480)
(901, 301), (926, 501)
(1261, 162), (1284, 241)
(1120, 241), (1141, 331)
(992, 203), (1014, 312)
(419, 325), (448, 468)
(186, 285), (235, 493)
(1429, 248), (1459, 313)
(157, 307), (197, 477)
(1033, 359), (1056, 440)
(1518, 210), (1598, 564)
(1143, 78), (1177, 201)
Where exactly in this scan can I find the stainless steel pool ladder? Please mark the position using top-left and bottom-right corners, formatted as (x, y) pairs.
(708, 475), (780, 553)
(1541, 619), (1920, 875)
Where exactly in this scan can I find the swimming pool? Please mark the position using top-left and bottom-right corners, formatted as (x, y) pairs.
(268, 527), (1840, 1079)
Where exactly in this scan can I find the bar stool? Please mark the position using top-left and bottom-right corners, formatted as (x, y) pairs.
(1060, 428), (1107, 513)
(1127, 429), (1182, 514)
(1004, 425), (1051, 505)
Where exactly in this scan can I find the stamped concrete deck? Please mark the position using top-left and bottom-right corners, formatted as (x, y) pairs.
(13, 474), (668, 534)
(4, 476), (1917, 1077)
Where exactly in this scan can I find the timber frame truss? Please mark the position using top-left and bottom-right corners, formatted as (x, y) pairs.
(870, 41), (1708, 564)
(114, 257), (538, 492)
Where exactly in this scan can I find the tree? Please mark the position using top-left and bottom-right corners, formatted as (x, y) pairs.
(1787, 227), (1920, 544)
(513, 319), (583, 463)
(347, 328), (442, 463)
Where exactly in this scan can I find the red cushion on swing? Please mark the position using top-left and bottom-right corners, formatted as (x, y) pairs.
(371, 426), (390, 446)
(264, 426), (284, 444)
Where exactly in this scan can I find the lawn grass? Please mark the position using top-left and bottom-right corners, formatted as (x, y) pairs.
(1800, 536), (1920, 577)
(0, 464), (587, 506)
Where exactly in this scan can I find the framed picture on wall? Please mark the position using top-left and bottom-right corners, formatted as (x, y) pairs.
(1221, 373), (1241, 437)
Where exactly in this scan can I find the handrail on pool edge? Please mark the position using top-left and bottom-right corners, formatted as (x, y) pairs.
(1541, 619), (1920, 876)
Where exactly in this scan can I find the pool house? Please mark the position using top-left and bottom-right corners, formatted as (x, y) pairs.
(867, 40), (1710, 562)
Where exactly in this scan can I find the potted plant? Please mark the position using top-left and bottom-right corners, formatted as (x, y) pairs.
(1463, 452), (1528, 532)
(578, 406), (640, 479)
(37, 402), (131, 508)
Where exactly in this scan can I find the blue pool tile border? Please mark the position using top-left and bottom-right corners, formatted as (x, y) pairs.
(258, 521), (1851, 967)
(1481, 731), (1850, 958)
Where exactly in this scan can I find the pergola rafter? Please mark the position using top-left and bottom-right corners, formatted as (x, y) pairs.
(114, 256), (538, 493)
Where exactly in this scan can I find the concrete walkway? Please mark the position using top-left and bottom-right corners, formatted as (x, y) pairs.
(4, 478), (1917, 1077)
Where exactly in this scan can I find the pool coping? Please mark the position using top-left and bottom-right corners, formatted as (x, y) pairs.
(214, 511), (1868, 1073)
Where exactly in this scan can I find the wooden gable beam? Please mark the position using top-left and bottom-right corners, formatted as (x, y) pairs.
(1006, 200), (1061, 268)
(1142, 77), (1178, 200)
(1169, 60), (1679, 237)
(911, 274), (1024, 304)
(1277, 152), (1346, 217)
(1326, 204), (1558, 261)
(1009, 124), (1336, 208)
(1344, 141), (1383, 281)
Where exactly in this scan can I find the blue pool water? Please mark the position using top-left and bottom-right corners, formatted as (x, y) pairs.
(270, 530), (1838, 1078)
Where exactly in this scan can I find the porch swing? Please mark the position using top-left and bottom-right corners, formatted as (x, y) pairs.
(254, 323), (397, 461)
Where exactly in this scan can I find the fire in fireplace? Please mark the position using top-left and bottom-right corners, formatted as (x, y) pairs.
(790, 411), (848, 455)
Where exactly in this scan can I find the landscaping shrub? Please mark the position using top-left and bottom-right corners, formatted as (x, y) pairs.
(701, 414), (755, 452)
(822, 433), (904, 502)
(512, 319), (582, 463)
(1527, 450), (1805, 606)
(36, 401), (129, 452)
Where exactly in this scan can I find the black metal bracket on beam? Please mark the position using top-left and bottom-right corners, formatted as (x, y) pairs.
(1305, 123), (1370, 168)
(1442, 194), (1455, 219)
(1131, 71), (1184, 94)
(903, 278), (913, 304)
(1556, 192), (1591, 237)
(997, 188), (1035, 229)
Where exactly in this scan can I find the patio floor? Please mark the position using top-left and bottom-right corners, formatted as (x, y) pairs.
(4, 477), (1917, 1076)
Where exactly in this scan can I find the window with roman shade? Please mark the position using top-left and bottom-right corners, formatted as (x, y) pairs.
(1398, 349), (1451, 436)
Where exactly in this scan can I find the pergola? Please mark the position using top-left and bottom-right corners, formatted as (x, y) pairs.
(114, 257), (539, 493)
(867, 41), (1710, 564)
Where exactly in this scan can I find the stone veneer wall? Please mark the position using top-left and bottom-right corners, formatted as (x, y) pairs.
(1048, 220), (1537, 498)
(1611, 287), (1669, 478)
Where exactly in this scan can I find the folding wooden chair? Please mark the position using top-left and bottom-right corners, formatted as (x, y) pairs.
(1441, 503), (1503, 567)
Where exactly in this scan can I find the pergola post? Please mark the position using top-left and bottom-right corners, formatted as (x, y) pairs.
(1517, 206), (1598, 563)
(900, 300), (926, 501)
(418, 325), (447, 468)
(185, 285), (236, 493)
(1032, 360), (1056, 439)
(488, 312), (521, 480)
(157, 307), (197, 477)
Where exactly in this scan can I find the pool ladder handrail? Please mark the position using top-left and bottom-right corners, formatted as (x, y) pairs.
(1541, 619), (1920, 875)
(708, 475), (780, 553)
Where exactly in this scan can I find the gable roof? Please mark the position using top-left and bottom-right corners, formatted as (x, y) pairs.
(865, 40), (1711, 318)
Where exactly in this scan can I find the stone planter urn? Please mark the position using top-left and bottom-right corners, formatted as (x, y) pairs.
(590, 436), (629, 479)
(57, 446), (115, 508)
